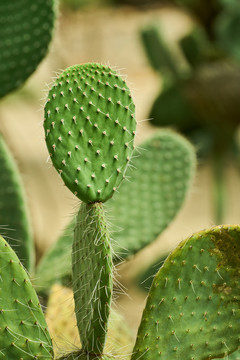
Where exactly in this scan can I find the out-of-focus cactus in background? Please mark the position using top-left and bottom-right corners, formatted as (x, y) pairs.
(141, 0), (240, 224)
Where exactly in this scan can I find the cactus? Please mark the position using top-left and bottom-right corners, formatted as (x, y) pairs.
(0, 133), (33, 272)
(44, 63), (136, 203)
(0, 234), (53, 359)
(35, 129), (196, 292)
(131, 225), (240, 360)
(43, 62), (136, 358)
(140, 25), (181, 80)
(0, 0), (56, 98)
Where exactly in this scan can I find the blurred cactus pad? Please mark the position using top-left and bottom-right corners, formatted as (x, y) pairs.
(0, 235), (53, 359)
(0, 134), (33, 272)
(0, 0), (56, 98)
(106, 129), (196, 258)
(44, 63), (136, 203)
(132, 225), (240, 360)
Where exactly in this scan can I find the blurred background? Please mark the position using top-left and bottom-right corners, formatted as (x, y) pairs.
(1, 0), (240, 348)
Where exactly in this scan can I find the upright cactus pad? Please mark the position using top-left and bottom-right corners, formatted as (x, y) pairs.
(0, 0), (55, 98)
(0, 134), (34, 272)
(132, 225), (240, 360)
(72, 202), (113, 354)
(44, 63), (136, 203)
(0, 235), (53, 359)
(107, 130), (196, 258)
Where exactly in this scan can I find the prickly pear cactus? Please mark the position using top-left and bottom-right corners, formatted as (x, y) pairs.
(0, 133), (33, 272)
(132, 225), (240, 360)
(0, 0), (56, 98)
(44, 63), (136, 203)
(0, 235), (53, 359)
(72, 202), (113, 354)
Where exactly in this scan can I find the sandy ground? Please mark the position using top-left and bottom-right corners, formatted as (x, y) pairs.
(1, 4), (240, 337)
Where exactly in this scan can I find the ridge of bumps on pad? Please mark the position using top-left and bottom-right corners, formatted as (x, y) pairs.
(44, 63), (136, 203)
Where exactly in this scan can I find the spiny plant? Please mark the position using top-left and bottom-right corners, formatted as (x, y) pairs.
(44, 62), (136, 356)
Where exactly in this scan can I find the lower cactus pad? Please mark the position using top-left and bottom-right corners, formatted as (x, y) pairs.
(0, 235), (53, 359)
(132, 225), (240, 360)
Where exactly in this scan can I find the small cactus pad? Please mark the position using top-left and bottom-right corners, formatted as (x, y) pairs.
(44, 63), (136, 203)
(0, 235), (53, 359)
(72, 202), (113, 353)
(132, 225), (240, 360)
(0, 133), (34, 272)
(107, 130), (196, 258)
(0, 0), (55, 98)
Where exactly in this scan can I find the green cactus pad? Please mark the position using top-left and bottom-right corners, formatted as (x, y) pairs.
(0, 134), (34, 272)
(149, 82), (200, 131)
(107, 130), (196, 258)
(0, 0), (55, 98)
(44, 63), (136, 203)
(141, 25), (180, 79)
(0, 235), (53, 359)
(132, 225), (240, 360)
(72, 202), (113, 353)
